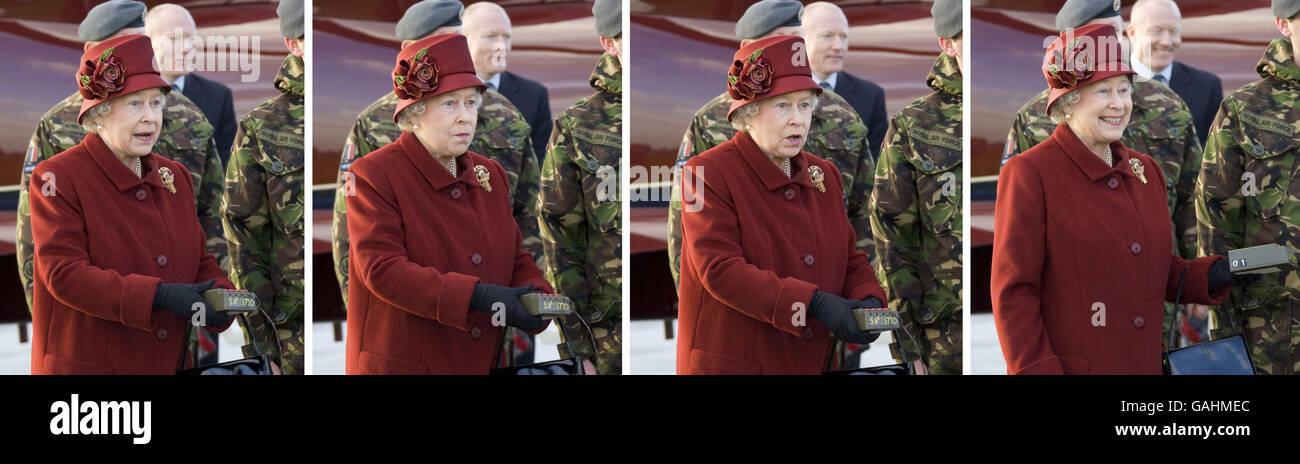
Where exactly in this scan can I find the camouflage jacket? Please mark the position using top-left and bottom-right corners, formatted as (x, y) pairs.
(538, 53), (622, 363)
(1195, 38), (1300, 372)
(1004, 79), (1203, 258)
(223, 54), (305, 328)
(666, 78), (874, 286)
(869, 53), (963, 360)
(332, 88), (539, 304)
(17, 87), (227, 312)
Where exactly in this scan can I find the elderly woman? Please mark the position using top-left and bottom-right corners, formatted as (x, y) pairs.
(991, 24), (1240, 375)
(29, 35), (235, 374)
(345, 34), (552, 375)
(676, 35), (887, 375)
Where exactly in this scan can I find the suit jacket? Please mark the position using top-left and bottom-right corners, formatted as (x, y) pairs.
(991, 125), (1228, 375)
(29, 132), (234, 374)
(181, 73), (237, 163)
(497, 71), (551, 160)
(345, 131), (552, 374)
(1168, 61), (1223, 146)
(677, 131), (886, 374)
(833, 70), (888, 157)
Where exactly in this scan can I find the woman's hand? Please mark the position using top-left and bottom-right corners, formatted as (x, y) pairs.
(152, 280), (232, 328)
(470, 283), (546, 332)
(809, 291), (881, 344)
(1208, 257), (1260, 291)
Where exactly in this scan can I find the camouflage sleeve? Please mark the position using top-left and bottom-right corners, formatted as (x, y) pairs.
(194, 135), (229, 271)
(868, 117), (925, 360)
(538, 117), (595, 358)
(512, 137), (544, 267)
(1173, 116), (1205, 259)
(1003, 108), (1034, 164)
(17, 122), (52, 311)
(666, 116), (709, 288)
(223, 119), (274, 312)
(332, 117), (376, 304)
(846, 135), (877, 265)
(1195, 101), (1247, 259)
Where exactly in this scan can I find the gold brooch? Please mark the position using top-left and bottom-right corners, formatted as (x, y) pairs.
(1129, 158), (1147, 184)
(808, 165), (826, 193)
(158, 167), (177, 194)
(474, 165), (492, 192)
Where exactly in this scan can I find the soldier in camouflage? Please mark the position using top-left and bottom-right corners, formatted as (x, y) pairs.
(538, 0), (622, 374)
(1195, 5), (1300, 374)
(223, 4), (305, 375)
(17, 3), (227, 314)
(331, 5), (540, 308)
(869, 0), (962, 375)
(666, 0), (873, 289)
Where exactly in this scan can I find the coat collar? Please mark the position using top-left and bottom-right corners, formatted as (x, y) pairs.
(398, 130), (480, 191)
(1050, 124), (1137, 183)
(733, 130), (814, 191)
(84, 132), (165, 192)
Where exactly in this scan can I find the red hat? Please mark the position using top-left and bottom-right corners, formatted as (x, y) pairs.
(726, 35), (823, 122)
(392, 34), (485, 123)
(76, 34), (170, 124)
(1043, 23), (1133, 114)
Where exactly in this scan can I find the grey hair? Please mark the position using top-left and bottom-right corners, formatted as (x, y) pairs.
(730, 94), (821, 131)
(80, 102), (114, 133)
(395, 100), (428, 132)
(1048, 90), (1081, 125)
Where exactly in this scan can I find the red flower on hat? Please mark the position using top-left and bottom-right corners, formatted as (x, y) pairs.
(727, 49), (774, 101)
(393, 47), (440, 100)
(77, 48), (126, 100)
(1046, 38), (1094, 90)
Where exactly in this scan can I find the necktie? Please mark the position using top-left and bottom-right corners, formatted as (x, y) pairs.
(1153, 74), (1167, 85)
(486, 81), (497, 92)
(171, 82), (181, 93)
(818, 81), (831, 91)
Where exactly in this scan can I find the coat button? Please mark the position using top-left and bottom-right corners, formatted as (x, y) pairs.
(270, 161), (284, 174)
(1129, 242), (1141, 255)
(922, 160), (935, 171)
(156, 255), (167, 267)
(783, 188), (795, 200)
(155, 328), (167, 341)
(1253, 144), (1266, 156)
(470, 253), (482, 265)
(1106, 177), (1119, 189)
(450, 188), (462, 200)
(1132, 316), (1145, 329)
(803, 254), (815, 266)
(802, 328), (814, 340)
(135, 188), (147, 200)
(470, 326), (482, 340)
(586, 160), (600, 171)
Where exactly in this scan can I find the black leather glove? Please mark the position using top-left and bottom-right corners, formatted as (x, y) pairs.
(808, 291), (880, 344)
(152, 280), (231, 327)
(861, 297), (884, 309)
(1208, 257), (1260, 291)
(469, 283), (545, 332)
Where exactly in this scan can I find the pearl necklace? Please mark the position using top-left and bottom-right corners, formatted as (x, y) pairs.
(131, 157), (142, 178)
(1103, 145), (1113, 167)
(781, 158), (792, 178)
(446, 157), (457, 175)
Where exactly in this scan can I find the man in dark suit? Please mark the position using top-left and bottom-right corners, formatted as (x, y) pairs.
(464, 2), (552, 162)
(802, 2), (887, 157)
(147, 4), (237, 162)
(1126, 0), (1223, 146)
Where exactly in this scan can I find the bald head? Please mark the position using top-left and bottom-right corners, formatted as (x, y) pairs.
(146, 4), (197, 80)
(1126, 0), (1181, 72)
(463, 2), (512, 79)
(801, 2), (848, 80)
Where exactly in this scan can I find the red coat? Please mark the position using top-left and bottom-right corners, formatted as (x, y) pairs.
(992, 125), (1228, 375)
(29, 132), (233, 375)
(345, 131), (551, 374)
(677, 131), (886, 374)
